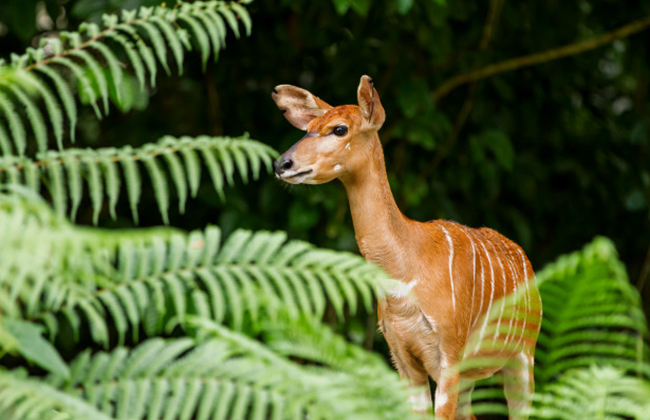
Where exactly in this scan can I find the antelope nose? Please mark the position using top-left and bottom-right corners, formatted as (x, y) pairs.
(274, 157), (293, 175)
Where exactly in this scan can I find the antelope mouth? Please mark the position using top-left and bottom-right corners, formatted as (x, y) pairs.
(277, 169), (313, 184)
(287, 169), (312, 179)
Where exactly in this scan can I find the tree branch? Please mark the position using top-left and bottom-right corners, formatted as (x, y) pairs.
(433, 14), (650, 101)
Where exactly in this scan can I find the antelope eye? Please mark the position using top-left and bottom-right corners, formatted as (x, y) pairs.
(333, 125), (348, 137)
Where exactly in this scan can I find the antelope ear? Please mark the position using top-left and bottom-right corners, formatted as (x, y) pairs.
(357, 75), (385, 131)
(272, 85), (332, 131)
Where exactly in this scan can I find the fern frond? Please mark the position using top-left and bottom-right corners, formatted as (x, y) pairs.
(98, 150), (121, 219)
(150, 16), (185, 75)
(134, 20), (172, 76)
(535, 236), (650, 383)
(69, 50), (110, 115)
(204, 8), (228, 48)
(177, 14), (211, 71)
(160, 147), (188, 213)
(0, 1), (251, 152)
(0, 191), (389, 348)
(0, 334), (420, 420)
(0, 369), (112, 420)
(194, 12), (222, 62)
(88, 41), (124, 103)
(219, 7), (241, 39)
(5, 84), (48, 153)
(32, 69), (74, 145)
(0, 90), (26, 156)
(62, 152), (83, 219)
(531, 366), (650, 420)
(52, 56), (102, 118)
(115, 25), (158, 87)
(231, 3), (253, 37)
(105, 31), (146, 90)
(0, 123), (13, 156)
(0, 134), (276, 223)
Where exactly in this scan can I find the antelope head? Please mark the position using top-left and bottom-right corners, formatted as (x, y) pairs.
(272, 75), (386, 184)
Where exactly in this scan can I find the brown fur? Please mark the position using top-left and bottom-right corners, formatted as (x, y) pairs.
(273, 76), (542, 420)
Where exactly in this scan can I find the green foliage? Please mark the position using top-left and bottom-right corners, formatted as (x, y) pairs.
(532, 366), (650, 420)
(0, 0), (251, 154)
(0, 190), (385, 348)
(0, 188), (417, 420)
(0, 134), (276, 223)
(535, 236), (650, 383)
(0, 3), (422, 419)
(0, 1), (649, 419)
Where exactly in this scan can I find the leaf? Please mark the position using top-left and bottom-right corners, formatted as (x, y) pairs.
(43, 155), (67, 217)
(5, 84), (48, 153)
(231, 3), (252, 37)
(195, 13), (222, 62)
(83, 153), (104, 224)
(31, 66), (77, 146)
(2, 318), (70, 378)
(53, 56), (102, 119)
(106, 31), (146, 90)
(151, 16), (185, 75)
(118, 24), (158, 87)
(140, 151), (170, 224)
(71, 49), (110, 115)
(219, 7), (241, 39)
(136, 20), (171, 76)
(99, 152), (121, 219)
(0, 122), (13, 156)
(0, 91), (26, 156)
(120, 149), (142, 224)
(161, 146), (188, 214)
(62, 152), (83, 220)
(178, 14), (210, 71)
(89, 41), (124, 103)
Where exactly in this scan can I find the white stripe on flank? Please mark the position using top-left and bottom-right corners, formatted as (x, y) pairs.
(493, 236), (519, 347)
(492, 242), (507, 343)
(501, 246), (519, 347)
(460, 227), (477, 341)
(474, 238), (496, 354)
(467, 230), (486, 336)
(516, 247), (532, 350)
(439, 225), (456, 313)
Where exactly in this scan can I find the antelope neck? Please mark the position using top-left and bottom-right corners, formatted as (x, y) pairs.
(341, 135), (414, 278)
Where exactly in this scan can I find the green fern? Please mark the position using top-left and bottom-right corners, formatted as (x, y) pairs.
(0, 190), (389, 348)
(0, 332), (421, 420)
(0, 134), (276, 223)
(535, 236), (650, 383)
(531, 366), (650, 420)
(0, 188), (419, 420)
(0, 0), (252, 153)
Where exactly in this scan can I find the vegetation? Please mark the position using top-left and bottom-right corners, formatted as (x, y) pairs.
(0, 0), (649, 419)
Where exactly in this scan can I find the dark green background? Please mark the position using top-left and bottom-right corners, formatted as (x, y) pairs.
(1, 0), (649, 318)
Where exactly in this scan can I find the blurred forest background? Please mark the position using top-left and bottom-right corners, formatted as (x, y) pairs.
(0, 0), (648, 318)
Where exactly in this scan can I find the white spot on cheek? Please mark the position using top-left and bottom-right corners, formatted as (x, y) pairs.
(345, 142), (351, 150)
(334, 164), (342, 171)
